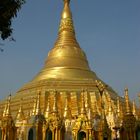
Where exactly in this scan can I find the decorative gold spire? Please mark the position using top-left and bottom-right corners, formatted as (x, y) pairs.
(117, 97), (122, 117)
(84, 89), (89, 109)
(5, 94), (11, 117)
(59, 0), (74, 34)
(52, 90), (58, 116)
(93, 101), (98, 117)
(3, 98), (8, 117)
(32, 96), (37, 116)
(44, 96), (51, 119)
(26, 96), (32, 118)
(80, 90), (86, 115)
(63, 95), (72, 119)
(35, 92), (41, 115)
(132, 100), (137, 118)
(16, 98), (25, 121)
(87, 105), (92, 121)
(55, 0), (79, 49)
(84, 89), (92, 120)
(124, 88), (132, 115)
(108, 96), (112, 116)
(26, 102), (31, 119)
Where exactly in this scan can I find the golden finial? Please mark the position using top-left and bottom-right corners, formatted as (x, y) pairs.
(44, 96), (51, 119)
(58, 0), (75, 36)
(62, 0), (71, 18)
(63, 0), (70, 4)
(16, 98), (25, 121)
(5, 94), (11, 117)
(35, 92), (41, 115)
(124, 88), (132, 115)
(63, 94), (72, 119)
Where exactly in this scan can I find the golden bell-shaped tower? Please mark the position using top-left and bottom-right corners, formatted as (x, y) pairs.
(17, 0), (98, 95)
(30, 0), (95, 81)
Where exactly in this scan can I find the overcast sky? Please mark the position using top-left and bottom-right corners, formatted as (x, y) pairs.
(0, 0), (140, 102)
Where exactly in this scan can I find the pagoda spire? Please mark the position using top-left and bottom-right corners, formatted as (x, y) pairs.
(59, 0), (75, 34)
(93, 101), (98, 117)
(84, 89), (92, 120)
(80, 90), (86, 116)
(16, 98), (25, 121)
(87, 104), (92, 121)
(124, 88), (132, 115)
(26, 96), (32, 118)
(26, 102), (31, 119)
(63, 94), (72, 119)
(108, 96), (112, 116)
(52, 90), (58, 116)
(117, 97), (123, 118)
(132, 100), (137, 118)
(54, 0), (80, 49)
(117, 97), (120, 115)
(5, 94), (12, 117)
(3, 98), (8, 117)
(32, 96), (37, 116)
(44, 96), (51, 119)
(35, 92), (41, 115)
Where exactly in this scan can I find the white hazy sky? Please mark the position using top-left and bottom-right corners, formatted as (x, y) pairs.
(0, 0), (140, 102)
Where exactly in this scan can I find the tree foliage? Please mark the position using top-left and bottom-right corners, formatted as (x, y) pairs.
(0, 0), (25, 40)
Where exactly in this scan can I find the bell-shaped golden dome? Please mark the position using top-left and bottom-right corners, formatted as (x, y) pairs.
(17, 0), (99, 93)
(29, 0), (96, 82)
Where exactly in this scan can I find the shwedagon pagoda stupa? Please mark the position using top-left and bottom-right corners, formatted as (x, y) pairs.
(0, 0), (140, 140)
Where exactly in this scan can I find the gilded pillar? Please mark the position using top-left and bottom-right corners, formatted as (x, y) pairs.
(42, 124), (46, 140)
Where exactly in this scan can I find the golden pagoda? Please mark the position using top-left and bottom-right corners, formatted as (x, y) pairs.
(0, 0), (140, 140)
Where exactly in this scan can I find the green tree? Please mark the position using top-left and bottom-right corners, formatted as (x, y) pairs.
(0, 0), (25, 40)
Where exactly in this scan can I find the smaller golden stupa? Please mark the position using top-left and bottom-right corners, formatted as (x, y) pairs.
(0, 0), (140, 140)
